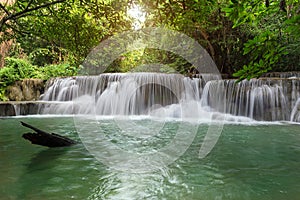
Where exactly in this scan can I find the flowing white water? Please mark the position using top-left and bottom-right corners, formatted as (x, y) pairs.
(40, 73), (208, 116)
(291, 98), (300, 122)
(39, 73), (300, 122)
(202, 79), (296, 121)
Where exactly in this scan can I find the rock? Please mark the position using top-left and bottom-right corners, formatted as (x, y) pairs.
(0, 103), (16, 116)
(0, 101), (43, 116)
(262, 71), (300, 78)
(7, 79), (45, 101)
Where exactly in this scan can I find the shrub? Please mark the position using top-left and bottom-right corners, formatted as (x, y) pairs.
(0, 57), (79, 101)
(41, 63), (79, 79)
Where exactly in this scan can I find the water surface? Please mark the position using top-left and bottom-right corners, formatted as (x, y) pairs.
(1, 117), (300, 199)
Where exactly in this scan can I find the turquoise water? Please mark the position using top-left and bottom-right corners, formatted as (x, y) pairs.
(1, 117), (300, 200)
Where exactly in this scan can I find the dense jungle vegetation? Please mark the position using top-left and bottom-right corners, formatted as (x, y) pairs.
(0, 0), (300, 100)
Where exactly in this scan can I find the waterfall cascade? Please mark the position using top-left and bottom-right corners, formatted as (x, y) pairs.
(40, 73), (209, 116)
(203, 79), (300, 121)
(39, 73), (300, 122)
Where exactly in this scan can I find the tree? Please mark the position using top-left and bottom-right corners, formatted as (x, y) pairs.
(0, 0), (66, 34)
(0, 0), (67, 67)
(1, 0), (131, 66)
(0, 0), (65, 46)
(223, 0), (300, 80)
(1, 0), (299, 78)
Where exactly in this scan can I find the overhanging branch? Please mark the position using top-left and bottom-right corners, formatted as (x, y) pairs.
(0, 3), (11, 16)
(0, 0), (66, 31)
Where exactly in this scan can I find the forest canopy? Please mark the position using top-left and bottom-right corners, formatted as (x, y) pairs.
(0, 0), (300, 81)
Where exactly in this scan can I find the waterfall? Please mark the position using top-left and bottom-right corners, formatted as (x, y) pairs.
(291, 99), (300, 122)
(13, 104), (20, 116)
(201, 79), (296, 121)
(40, 73), (211, 116)
(39, 73), (300, 122)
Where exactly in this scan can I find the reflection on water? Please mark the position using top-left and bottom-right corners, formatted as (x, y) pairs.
(88, 167), (192, 200)
(0, 117), (300, 200)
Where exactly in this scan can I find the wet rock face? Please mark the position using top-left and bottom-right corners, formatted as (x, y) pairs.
(6, 79), (45, 101)
(0, 103), (16, 116)
(18, 103), (39, 115)
(0, 102), (41, 116)
(262, 72), (300, 78)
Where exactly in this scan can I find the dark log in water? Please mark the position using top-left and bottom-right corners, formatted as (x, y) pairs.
(21, 121), (77, 147)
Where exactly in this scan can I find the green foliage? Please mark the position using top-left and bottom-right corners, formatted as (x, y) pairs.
(0, 58), (43, 85)
(0, 57), (79, 101)
(105, 48), (190, 74)
(233, 31), (288, 81)
(285, 15), (300, 36)
(41, 63), (80, 79)
(0, 0), (67, 40)
(1, 0), (300, 78)
(0, 87), (7, 101)
(224, 0), (300, 80)
(2, 0), (242, 74)
(0, 57), (41, 100)
(2, 0), (130, 66)
(29, 48), (57, 66)
(223, 0), (267, 28)
(279, 14), (300, 71)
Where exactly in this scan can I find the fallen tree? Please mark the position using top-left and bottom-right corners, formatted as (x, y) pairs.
(21, 121), (77, 147)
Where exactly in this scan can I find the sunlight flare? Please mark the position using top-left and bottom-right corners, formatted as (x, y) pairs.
(127, 4), (146, 30)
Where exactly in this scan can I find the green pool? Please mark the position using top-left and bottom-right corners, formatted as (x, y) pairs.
(1, 117), (300, 200)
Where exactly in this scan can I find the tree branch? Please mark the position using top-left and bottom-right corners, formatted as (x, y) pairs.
(0, 3), (11, 17)
(197, 27), (216, 61)
(0, 0), (66, 31)
(9, 0), (66, 20)
(25, 0), (34, 11)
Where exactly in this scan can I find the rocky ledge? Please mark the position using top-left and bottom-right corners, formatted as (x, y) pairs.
(6, 79), (45, 101)
(0, 101), (42, 116)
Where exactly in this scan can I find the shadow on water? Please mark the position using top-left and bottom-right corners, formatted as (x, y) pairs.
(15, 147), (70, 200)
(27, 147), (69, 171)
(15, 143), (110, 200)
